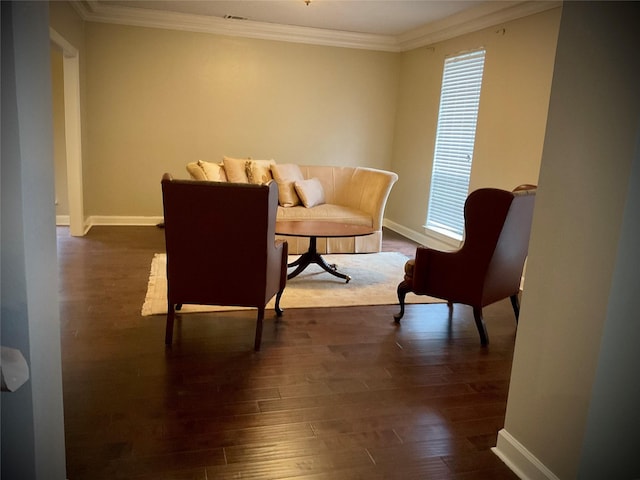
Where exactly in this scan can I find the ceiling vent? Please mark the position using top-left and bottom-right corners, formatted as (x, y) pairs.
(224, 15), (248, 21)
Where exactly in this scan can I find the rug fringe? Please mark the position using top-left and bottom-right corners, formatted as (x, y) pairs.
(141, 253), (162, 316)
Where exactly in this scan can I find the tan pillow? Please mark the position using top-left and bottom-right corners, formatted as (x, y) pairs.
(186, 161), (207, 180)
(197, 160), (227, 182)
(247, 159), (275, 184)
(295, 178), (326, 208)
(223, 156), (251, 183)
(271, 163), (304, 207)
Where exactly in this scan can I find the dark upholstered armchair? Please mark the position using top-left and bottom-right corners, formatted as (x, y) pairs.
(394, 185), (536, 345)
(161, 174), (288, 351)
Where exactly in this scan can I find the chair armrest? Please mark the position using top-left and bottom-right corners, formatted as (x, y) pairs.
(411, 246), (436, 289)
(410, 246), (465, 295)
(410, 243), (488, 305)
(272, 239), (288, 290)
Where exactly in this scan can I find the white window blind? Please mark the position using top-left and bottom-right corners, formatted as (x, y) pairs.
(426, 49), (486, 240)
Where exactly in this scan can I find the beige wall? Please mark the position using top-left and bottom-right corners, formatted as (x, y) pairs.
(498, 3), (640, 478)
(49, 0), (85, 47)
(49, 4), (560, 224)
(387, 8), (561, 241)
(83, 23), (399, 216)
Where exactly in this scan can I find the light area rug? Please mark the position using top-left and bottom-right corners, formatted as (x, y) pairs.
(141, 252), (441, 316)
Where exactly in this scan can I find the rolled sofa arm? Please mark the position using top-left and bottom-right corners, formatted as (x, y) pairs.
(347, 167), (398, 230)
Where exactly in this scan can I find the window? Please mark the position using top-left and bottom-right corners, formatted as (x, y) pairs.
(426, 49), (486, 240)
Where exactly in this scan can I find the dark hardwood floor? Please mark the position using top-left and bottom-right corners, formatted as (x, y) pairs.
(58, 226), (519, 479)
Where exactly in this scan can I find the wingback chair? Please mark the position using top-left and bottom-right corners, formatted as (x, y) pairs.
(161, 174), (288, 351)
(394, 185), (537, 345)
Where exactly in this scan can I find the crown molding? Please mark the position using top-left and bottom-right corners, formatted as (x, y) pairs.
(398, 0), (562, 51)
(70, 0), (561, 53)
(71, 0), (399, 51)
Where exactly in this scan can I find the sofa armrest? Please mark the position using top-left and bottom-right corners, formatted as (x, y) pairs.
(298, 166), (398, 230)
(346, 167), (398, 230)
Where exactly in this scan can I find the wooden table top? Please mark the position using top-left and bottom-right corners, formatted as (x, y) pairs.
(275, 220), (374, 238)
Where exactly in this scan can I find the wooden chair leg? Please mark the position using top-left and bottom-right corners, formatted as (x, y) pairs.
(165, 303), (175, 345)
(510, 294), (520, 324)
(274, 289), (284, 317)
(393, 281), (410, 322)
(447, 302), (454, 321)
(472, 307), (489, 346)
(254, 307), (265, 351)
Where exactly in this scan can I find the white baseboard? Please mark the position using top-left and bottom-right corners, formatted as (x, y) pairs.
(56, 215), (93, 236)
(56, 215), (70, 226)
(383, 219), (427, 245)
(65, 217), (463, 246)
(87, 215), (164, 227)
(64, 216), (411, 234)
(57, 216), (164, 233)
(70, 216), (420, 233)
(492, 429), (560, 480)
(383, 219), (460, 251)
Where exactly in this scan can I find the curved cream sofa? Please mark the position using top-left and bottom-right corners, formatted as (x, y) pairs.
(186, 160), (398, 254)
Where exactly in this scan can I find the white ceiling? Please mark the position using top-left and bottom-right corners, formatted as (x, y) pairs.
(99, 0), (481, 36)
(77, 0), (560, 51)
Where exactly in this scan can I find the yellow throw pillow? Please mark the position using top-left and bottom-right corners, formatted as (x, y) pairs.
(294, 178), (326, 208)
(271, 163), (304, 207)
(223, 156), (251, 183)
(247, 159), (275, 184)
(186, 161), (207, 180)
(197, 160), (227, 182)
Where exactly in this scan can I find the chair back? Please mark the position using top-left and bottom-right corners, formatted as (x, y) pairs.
(395, 185), (536, 344)
(161, 175), (281, 308)
(462, 187), (536, 306)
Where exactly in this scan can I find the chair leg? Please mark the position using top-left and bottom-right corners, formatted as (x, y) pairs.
(165, 303), (175, 345)
(274, 289), (284, 317)
(393, 281), (410, 323)
(472, 307), (489, 346)
(510, 294), (520, 324)
(447, 302), (454, 321)
(254, 307), (265, 351)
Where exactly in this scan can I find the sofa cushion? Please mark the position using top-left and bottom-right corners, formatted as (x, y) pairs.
(276, 203), (372, 227)
(294, 178), (326, 208)
(198, 160), (227, 182)
(271, 163), (304, 207)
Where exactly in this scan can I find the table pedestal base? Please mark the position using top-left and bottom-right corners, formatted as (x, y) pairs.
(287, 237), (350, 283)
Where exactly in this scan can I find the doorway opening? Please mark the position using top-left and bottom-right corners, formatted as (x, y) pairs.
(50, 28), (85, 236)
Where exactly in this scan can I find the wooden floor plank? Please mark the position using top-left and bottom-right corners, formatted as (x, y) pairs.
(59, 226), (518, 479)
